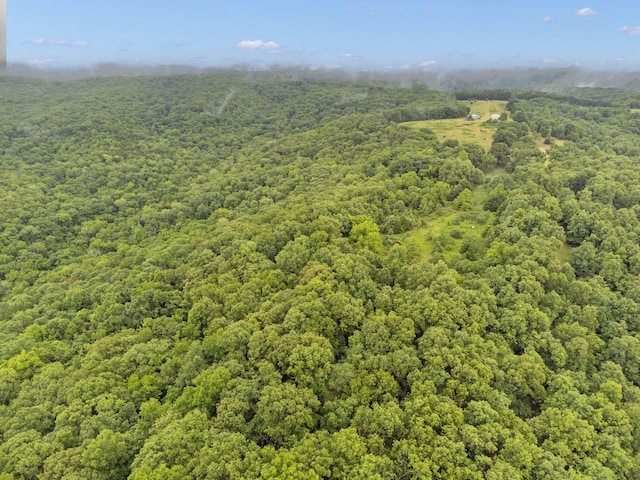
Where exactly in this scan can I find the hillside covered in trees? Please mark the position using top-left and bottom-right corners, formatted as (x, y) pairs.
(1, 71), (640, 479)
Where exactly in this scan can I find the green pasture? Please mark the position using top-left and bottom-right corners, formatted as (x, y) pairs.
(402, 100), (508, 150)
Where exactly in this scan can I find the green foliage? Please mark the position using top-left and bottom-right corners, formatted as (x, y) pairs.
(454, 188), (473, 211)
(349, 217), (384, 254)
(1, 73), (640, 479)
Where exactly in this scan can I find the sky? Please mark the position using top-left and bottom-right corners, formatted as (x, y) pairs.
(8, 1), (640, 70)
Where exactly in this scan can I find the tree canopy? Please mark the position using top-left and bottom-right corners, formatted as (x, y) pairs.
(1, 72), (640, 478)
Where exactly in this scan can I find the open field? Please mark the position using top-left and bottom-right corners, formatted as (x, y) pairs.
(401, 100), (508, 150)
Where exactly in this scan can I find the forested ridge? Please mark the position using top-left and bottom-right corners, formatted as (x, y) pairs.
(1, 72), (640, 479)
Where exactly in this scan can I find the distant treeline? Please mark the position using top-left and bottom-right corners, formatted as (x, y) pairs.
(455, 89), (513, 101)
(384, 103), (470, 123)
(456, 89), (613, 107)
(515, 91), (612, 107)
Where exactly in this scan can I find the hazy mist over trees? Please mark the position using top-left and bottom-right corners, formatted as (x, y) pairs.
(7, 63), (640, 91)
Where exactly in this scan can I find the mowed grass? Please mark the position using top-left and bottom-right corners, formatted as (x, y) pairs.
(402, 100), (508, 150)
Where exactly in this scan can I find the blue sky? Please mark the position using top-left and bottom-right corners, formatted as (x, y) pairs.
(9, 1), (640, 70)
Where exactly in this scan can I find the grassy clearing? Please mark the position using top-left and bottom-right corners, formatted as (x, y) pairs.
(397, 175), (496, 262)
(401, 101), (508, 150)
(484, 167), (507, 181)
(533, 133), (566, 153)
(406, 210), (493, 262)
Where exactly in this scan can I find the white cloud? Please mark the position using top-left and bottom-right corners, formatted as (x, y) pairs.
(166, 41), (188, 48)
(576, 7), (600, 16)
(542, 58), (557, 64)
(619, 25), (640, 36)
(340, 52), (362, 62)
(235, 40), (282, 53)
(419, 60), (436, 70)
(542, 16), (553, 22)
(31, 38), (90, 47)
(28, 57), (57, 65)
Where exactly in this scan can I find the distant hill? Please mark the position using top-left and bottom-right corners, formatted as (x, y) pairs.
(8, 63), (640, 91)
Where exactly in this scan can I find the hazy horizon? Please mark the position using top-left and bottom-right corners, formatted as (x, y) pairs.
(3, 62), (640, 94)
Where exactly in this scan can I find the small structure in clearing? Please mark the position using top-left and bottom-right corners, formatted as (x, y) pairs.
(490, 113), (501, 120)
(401, 100), (509, 150)
(468, 113), (481, 120)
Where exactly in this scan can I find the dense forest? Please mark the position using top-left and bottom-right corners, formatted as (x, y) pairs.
(1, 71), (640, 479)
